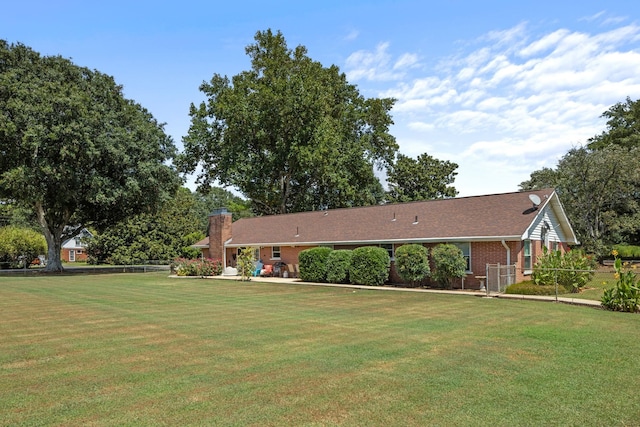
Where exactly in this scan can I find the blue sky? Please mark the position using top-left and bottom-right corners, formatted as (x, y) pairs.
(3, 1), (640, 197)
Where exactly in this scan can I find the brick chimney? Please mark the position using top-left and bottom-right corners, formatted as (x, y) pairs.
(208, 208), (232, 261)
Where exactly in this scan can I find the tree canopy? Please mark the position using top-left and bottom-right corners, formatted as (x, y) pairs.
(85, 186), (252, 265)
(0, 41), (180, 271)
(521, 98), (640, 255)
(178, 29), (398, 215)
(588, 97), (640, 150)
(521, 145), (639, 255)
(386, 153), (458, 203)
(193, 187), (253, 224)
(86, 187), (205, 264)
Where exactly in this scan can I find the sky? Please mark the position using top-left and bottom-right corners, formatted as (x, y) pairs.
(3, 0), (640, 197)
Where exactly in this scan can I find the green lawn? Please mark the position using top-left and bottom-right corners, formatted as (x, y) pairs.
(556, 269), (615, 300)
(1, 273), (639, 426)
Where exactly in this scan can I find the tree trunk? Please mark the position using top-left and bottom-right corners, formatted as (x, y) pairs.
(35, 202), (66, 272)
(43, 228), (64, 272)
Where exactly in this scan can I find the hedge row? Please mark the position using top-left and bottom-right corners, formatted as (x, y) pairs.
(299, 246), (390, 286)
(612, 244), (640, 260)
(298, 243), (468, 288)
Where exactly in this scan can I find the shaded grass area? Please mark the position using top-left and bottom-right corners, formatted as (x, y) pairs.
(1, 273), (639, 426)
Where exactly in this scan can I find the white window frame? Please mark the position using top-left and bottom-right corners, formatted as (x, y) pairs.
(271, 246), (281, 260)
(523, 240), (532, 272)
(453, 242), (471, 272)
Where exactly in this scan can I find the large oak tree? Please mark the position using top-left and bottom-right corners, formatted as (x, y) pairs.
(178, 29), (398, 215)
(0, 41), (180, 271)
(588, 97), (640, 150)
(386, 153), (458, 203)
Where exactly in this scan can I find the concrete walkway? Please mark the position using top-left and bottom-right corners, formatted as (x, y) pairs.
(198, 274), (603, 309)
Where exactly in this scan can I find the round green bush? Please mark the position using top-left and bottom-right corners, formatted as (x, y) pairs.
(0, 226), (46, 269)
(350, 246), (390, 286)
(327, 250), (353, 284)
(431, 244), (467, 289)
(394, 244), (430, 287)
(298, 246), (333, 282)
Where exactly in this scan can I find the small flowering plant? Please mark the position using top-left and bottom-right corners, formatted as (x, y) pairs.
(601, 250), (639, 313)
(173, 258), (223, 277)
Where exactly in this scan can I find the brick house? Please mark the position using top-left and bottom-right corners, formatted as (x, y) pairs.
(195, 189), (578, 288)
(61, 228), (93, 262)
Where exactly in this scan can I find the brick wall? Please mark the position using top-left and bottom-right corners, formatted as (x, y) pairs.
(208, 210), (232, 261)
(61, 248), (88, 262)
(220, 239), (566, 287)
(389, 241), (522, 289)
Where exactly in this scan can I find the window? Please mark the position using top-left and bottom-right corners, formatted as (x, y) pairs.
(380, 243), (394, 260)
(271, 246), (281, 259)
(238, 247), (260, 260)
(453, 242), (471, 271)
(541, 221), (550, 249)
(523, 240), (531, 270)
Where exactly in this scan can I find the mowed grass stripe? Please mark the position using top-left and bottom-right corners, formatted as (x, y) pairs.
(1, 273), (639, 426)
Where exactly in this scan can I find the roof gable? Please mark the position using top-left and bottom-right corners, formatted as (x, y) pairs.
(61, 228), (93, 249)
(227, 189), (576, 246)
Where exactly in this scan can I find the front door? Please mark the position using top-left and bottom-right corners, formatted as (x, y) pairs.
(69, 250), (75, 262)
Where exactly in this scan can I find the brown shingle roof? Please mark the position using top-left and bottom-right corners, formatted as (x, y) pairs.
(226, 188), (571, 246)
(192, 237), (210, 248)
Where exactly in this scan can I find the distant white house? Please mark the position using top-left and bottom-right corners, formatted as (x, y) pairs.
(61, 228), (93, 262)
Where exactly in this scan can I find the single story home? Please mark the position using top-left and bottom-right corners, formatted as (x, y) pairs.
(195, 188), (578, 289)
(61, 228), (93, 262)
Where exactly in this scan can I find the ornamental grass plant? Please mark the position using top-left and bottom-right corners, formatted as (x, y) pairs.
(601, 250), (640, 312)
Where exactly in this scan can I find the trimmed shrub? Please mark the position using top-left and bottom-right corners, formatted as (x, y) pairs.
(0, 226), (46, 269)
(394, 244), (430, 287)
(532, 248), (596, 293)
(299, 247), (333, 282)
(505, 281), (565, 296)
(327, 250), (353, 284)
(173, 258), (223, 277)
(431, 244), (467, 289)
(350, 246), (390, 286)
(612, 244), (640, 260)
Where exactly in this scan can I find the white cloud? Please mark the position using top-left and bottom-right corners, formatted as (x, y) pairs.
(519, 29), (570, 57)
(393, 53), (419, 70)
(351, 20), (640, 195)
(344, 29), (359, 41)
(345, 42), (420, 81)
(580, 11), (606, 22)
(408, 121), (434, 132)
